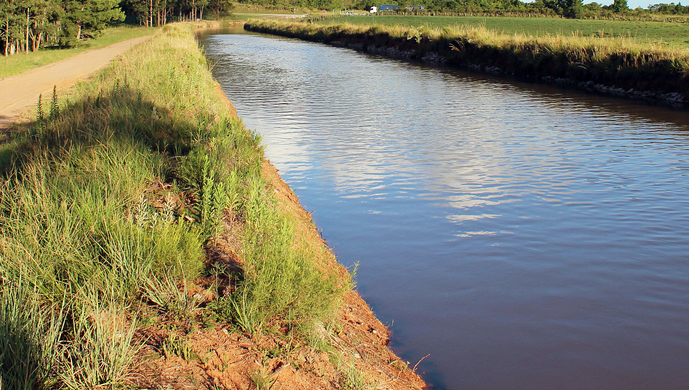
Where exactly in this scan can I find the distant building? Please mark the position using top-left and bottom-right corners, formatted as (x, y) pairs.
(408, 4), (424, 10)
(379, 4), (399, 11)
(370, 5), (378, 12)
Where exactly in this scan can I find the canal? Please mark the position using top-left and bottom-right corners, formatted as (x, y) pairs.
(198, 26), (689, 389)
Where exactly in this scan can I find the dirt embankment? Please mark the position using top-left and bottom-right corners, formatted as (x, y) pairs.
(129, 163), (427, 389)
(125, 81), (427, 390)
(244, 21), (689, 108)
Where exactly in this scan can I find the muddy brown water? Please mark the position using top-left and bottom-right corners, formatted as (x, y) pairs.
(197, 26), (689, 390)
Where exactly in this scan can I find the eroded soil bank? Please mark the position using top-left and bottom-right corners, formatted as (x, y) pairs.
(128, 84), (427, 389)
(244, 19), (689, 108)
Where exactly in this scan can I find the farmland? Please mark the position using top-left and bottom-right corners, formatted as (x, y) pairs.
(313, 15), (689, 48)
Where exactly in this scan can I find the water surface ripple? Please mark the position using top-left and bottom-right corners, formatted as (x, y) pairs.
(199, 28), (689, 390)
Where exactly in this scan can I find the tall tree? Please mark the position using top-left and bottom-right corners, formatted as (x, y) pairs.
(62, 0), (124, 42)
(0, 0), (19, 56)
(1, 0), (124, 54)
(612, 0), (628, 12)
(208, 0), (233, 19)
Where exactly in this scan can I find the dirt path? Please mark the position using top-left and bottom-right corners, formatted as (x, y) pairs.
(0, 34), (153, 131)
(234, 12), (309, 18)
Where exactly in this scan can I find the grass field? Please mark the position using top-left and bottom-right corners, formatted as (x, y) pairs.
(314, 15), (689, 48)
(0, 25), (156, 79)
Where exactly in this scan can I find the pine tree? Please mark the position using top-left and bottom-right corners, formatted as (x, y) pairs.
(0, 0), (18, 56)
(612, 0), (628, 12)
(62, 0), (124, 42)
(208, 0), (233, 19)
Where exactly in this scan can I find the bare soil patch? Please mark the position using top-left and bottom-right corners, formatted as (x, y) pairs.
(127, 161), (426, 390)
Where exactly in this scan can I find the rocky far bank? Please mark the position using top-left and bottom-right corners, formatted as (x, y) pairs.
(130, 78), (427, 390)
(244, 19), (689, 108)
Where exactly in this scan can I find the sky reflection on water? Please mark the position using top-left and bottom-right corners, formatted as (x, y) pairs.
(199, 28), (689, 389)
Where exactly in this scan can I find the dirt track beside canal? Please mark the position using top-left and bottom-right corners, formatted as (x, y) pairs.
(0, 34), (153, 131)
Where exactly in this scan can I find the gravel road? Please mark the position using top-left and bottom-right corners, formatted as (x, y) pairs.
(0, 35), (153, 131)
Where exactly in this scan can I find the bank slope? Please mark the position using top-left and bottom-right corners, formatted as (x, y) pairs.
(245, 19), (689, 106)
(0, 23), (425, 389)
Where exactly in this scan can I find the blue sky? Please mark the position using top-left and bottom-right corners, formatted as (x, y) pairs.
(521, 0), (674, 10)
(579, 0), (667, 9)
(607, 0), (659, 8)
(523, 0), (678, 9)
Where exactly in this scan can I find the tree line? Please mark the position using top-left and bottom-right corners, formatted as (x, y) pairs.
(1, 0), (124, 56)
(352, 0), (689, 19)
(648, 1), (689, 13)
(120, 0), (234, 28)
(354, 0), (633, 18)
(0, 0), (233, 56)
(2, 0), (688, 57)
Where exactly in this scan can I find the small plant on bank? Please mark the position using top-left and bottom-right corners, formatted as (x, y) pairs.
(331, 353), (378, 390)
(162, 334), (200, 362)
(249, 367), (276, 390)
(57, 292), (139, 389)
(143, 273), (201, 320)
(50, 85), (59, 120)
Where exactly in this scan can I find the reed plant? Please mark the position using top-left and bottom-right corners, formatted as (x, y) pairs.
(0, 22), (348, 388)
(0, 281), (64, 390)
(215, 174), (348, 336)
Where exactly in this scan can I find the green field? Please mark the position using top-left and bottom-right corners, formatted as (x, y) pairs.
(314, 15), (689, 48)
(0, 25), (155, 79)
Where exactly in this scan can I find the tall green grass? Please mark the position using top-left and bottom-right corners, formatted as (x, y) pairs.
(220, 175), (346, 335)
(0, 22), (348, 388)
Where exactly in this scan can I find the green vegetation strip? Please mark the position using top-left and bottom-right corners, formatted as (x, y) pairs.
(246, 18), (689, 96)
(0, 23), (346, 388)
(0, 26), (155, 79)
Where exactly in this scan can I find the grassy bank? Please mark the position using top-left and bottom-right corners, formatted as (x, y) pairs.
(314, 15), (689, 48)
(0, 22), (415, 389)
(0, 26), (155, 79)
(245, 19), (689, 102)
